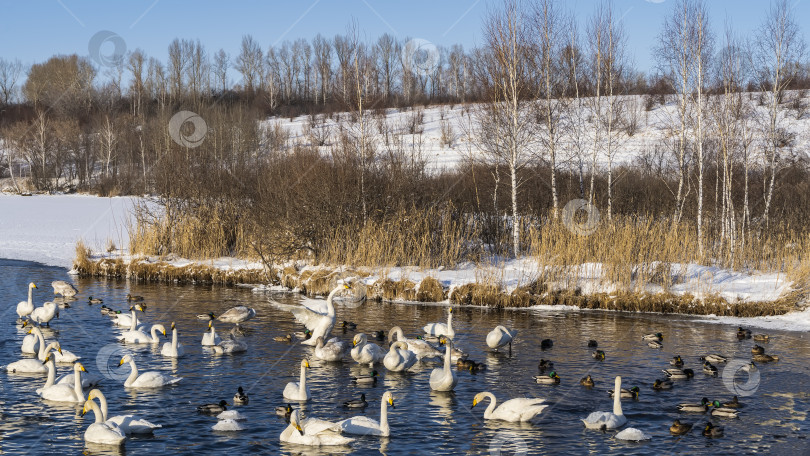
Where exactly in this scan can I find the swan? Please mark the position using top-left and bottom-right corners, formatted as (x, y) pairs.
(5, 341), (61, 373)
(388, 326), (442, 360)
(56, 369), (102, 389)
(20, 321), (39, 354)
(213, 334), (247, 354)
(280, 410), (353, 446)
(351, 333), (385, 367)
(217, 306), (257, 327)
(429, 339), (458, 392)
(486, 325), (518, 351)
(118, 323), (166, 344)
(161, 322), (184, 357)
(423, 307), (455, 339)
(338, 391), (395, 436)
(52, 280), (78, 297)
(81, 399), (126, 446)
(118, 354), (182, 388)
(313, 336), (349, 362)
(111, 305), (144, 329)
(29, 302), (58, 327)
(25, 326), (79, 363)
(201, 320), (221, 346)
(87, 389), (161, 434)
(471, 392), (547, 422)
(383, 341), (417, 372)
(582, 376), (627, 430)
(16, 282), (37, 320)
(280, 283), (349, 346)
(37, 357), (87, 403)
(283, 359), (311, 401)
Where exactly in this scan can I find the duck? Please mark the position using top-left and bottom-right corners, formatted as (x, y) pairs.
(29, 301), (58, 327)
(467, 361), (487, 374)
(423, 307), (455, 339)
(294, 329), (312, 340)
(217, 306), (257, 327)
(126, 294), (144, 302)
(100, 305), (115, 316)
(88, 296), (103, 304)
(118, 354), (182, 388)
(652, 379), (673, 390)
(648, 340), (664, 349)
(670, 355), (684, 367)
(201, 320), (221, 346)
(282, 359), (311, 401)
(80, 398), (126, 446)
(580, 375), (595, 387)
(540, 339), (553, 350)
(233, 387), (249, 405)
(592, 350), (605, 360)
(383, 341), (418, 372)
(736, 327), (752, 339)
(703, 422), (724, 437)
(279, 283), (349, 346)
(534, 371), (561, 385)
(587, 340), (598, 348)
(538, 359), (554, 371)
(751, 344), (765, 355)
(703, 361), (718, 376)
(670, 419), (692, 435)
(16, 282), (37, 321)
(87, 389), (161, 434)
(313, 336), (350, 362)
(198, 400), (229, 415)
(429, 340), (458, 392)
(609, 386), (640, 399)
(280, 409), (354, 446)
(662, 368), (694, 380)
(161, 322), (184, 358)
(471, 391), (547, 422)
(486, 325), (518, 351)
(582, 376), (627, 430)
(753, 354), (779, 363)
(213, 334), (248, 354)
(642, 332), (663, 342)
(677, 397), (710, 413)
(51, 280), (78, 297)
(371, 330), (386, 340)
(388, 326), (442, 360)
(37, 357), (87, 403)
(742, 362), (758, 372)
(273, 334), (293, 343)
(338, 391), (396, 436)
(341, 321), (357, 330)
(275, 404), (293, 419)
(351, 333), (385, 366)
(753, 334), (770, 342)
(701, 354), (728, 363)
(352, 370), (379, 385)
(343, 393), (368, 408)
(720, 396), (741, 408)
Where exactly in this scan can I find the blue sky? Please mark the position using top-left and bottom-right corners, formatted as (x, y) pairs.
(0, 0), (806, 78)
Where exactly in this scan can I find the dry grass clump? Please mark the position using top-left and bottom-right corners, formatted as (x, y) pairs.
(376, 279), (417, 302)
(451, 283), (510, 307)
(417, 277), (446, 302)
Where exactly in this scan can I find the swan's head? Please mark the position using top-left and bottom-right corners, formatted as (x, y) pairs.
(353, 333), (367, 347)
(290, 410), (304, 435)
(171, 322), (176, 330)
(472, 392), (487, 408)
(75, 362), (87, 372)
(208, 320), (213, 329)
(22, 320), (29, 328)
(118, 354), (134, 366)
(41, 355), (51, 364)
(383, 391), (395, 408)
(301, 359), (310, 369)
(87, 389), (103, 401)
(29, 282), (37, 289)
(130, 304), (146, 312)
(80, 399), (92, 417)
(54, 342), (63, 355)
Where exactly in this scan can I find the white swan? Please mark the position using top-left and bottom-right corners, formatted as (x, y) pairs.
(338, 391), (395, 436)
(472, 392), (547, 422)
(282, 359), (311, 401)
(25, 326), (79, 363)
(80, 398), (126, 446)
(20, 321), (39, 354)
(111, 305), (144, 329)
(37, 358), (87, 403)
(280, 284), (349, 346)
(486, 325), (518, 351)
(383, 341), (417, 372)
(280, 410), (353, 446)
(583, 376), (628, 430)
(201, 320), (221, 346)
(118, 354), (182, 388)
(429, 339), (458, 392)
(212, 334), (247, 354)
(423, 307), (455, 339)
(52, 280), (78, 297)
(118, 323), (165, 344)
(87, 389), (162, 434)
(5, 341), (61, 373)
(29, 302), (58, 326)
(216, 306), (257, 326)
(161, 322), (184, 357)
(313, 336), (349, 362)
(16, 282), (37, 319)
(351, 333), (385, 367)
(56, 369), (101, 389)
(388, 326), (442, 360)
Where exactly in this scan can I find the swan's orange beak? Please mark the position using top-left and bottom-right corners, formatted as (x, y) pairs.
(304, 360), (310, 368)
(118, 358), (125, 366)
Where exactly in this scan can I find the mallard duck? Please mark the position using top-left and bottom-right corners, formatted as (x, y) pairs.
(580, 375), (595, 387)
(587, 340), (598, 348)
(751, 344), (765, 355)
(662, 368), (694, 380)
(609, 386), (640, 399)
(233, 387), (248, 404)
(701, 354), (728, 363)
(57, 301), (70, 309)
(670, 419), (692, 435)
(468, 361), (487, 374)
(703, 361), (718, 375)
(352, 370), (379, 384)
(273, 334), (292, 343)
(275, 404), (293, 421)
(88, 296), (103, 304)
(343, 393), (368, 408)
(677, 397), (710, 412)
(372, 330), (386, 340)
(534, 371), (560, 385)
(457, 358), (475, 369)
(670, 355), (684, 367)
(197, 400), (228, 414)
(737, 327), (751, 339)
(293, 329), (312, 340)
(720, 396), (741, 408)
(538, 359), (554, 371)
(642, 332), (663, 342)
(99, 305), (115, 316)
(197, 312), (216, 320)
(540, 339), (553, 349)
(742, 362), (757, 372)
(592, 350), (605, 360)
(653, 379), (673, 390)
(126, 293), (144, 302)
(711, 400), (740, 417)
(753, 354), (779, 362)
(753, 334), (770, 342)
(341, 321), (357, 330)
(648, 340), (664, 349)
(703, 422), (724, 437)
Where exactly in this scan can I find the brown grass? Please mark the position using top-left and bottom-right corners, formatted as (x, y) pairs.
(417, 277), (446, 302)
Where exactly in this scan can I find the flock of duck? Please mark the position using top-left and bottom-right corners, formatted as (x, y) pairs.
(5, 279), (779, 449)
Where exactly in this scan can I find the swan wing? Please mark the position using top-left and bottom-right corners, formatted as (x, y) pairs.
(108, 415), (162, 434)
(303, 417), (341, 435)
(337, 416), (382, 435)
(131, 371), (181, 387)
(495, 398), (547, 421)
(423, 323), (448, 336)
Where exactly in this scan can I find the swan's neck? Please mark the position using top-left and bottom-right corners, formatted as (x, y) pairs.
(447, 312), (453, 332)
(73, 364), (84, 401)
(96, 392), (109, 420)
(126, 360), (139, 387)
(380, 396), (390, 434)
(299, 363), (307, 394)
(483, 392), (497, 419)
(172, 328), (178, 350)
(210, 325), (217, 339)
(28, 286), (34, 305)
(39, 342), (58, 361)
(87, 400), (104, 424)
(390, 326), (404, 343)
(129, 310), (138, 331)
(613, 378), (623, 416)
(44, 358), (56, 388)
(33, 328), (45, 353)
(325, 286), (341, 317)
(150, 325), (160, 342)
(443, 343), (452, 372)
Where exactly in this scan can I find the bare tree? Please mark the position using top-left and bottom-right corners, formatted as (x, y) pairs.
(0, 58), (23, 106)
(313, 34), (332, 104)
(235, 35), (263, 94)
(376, 33), (398, 101)
(213, 49), (229, 93)
(690, 0), (712, 254)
